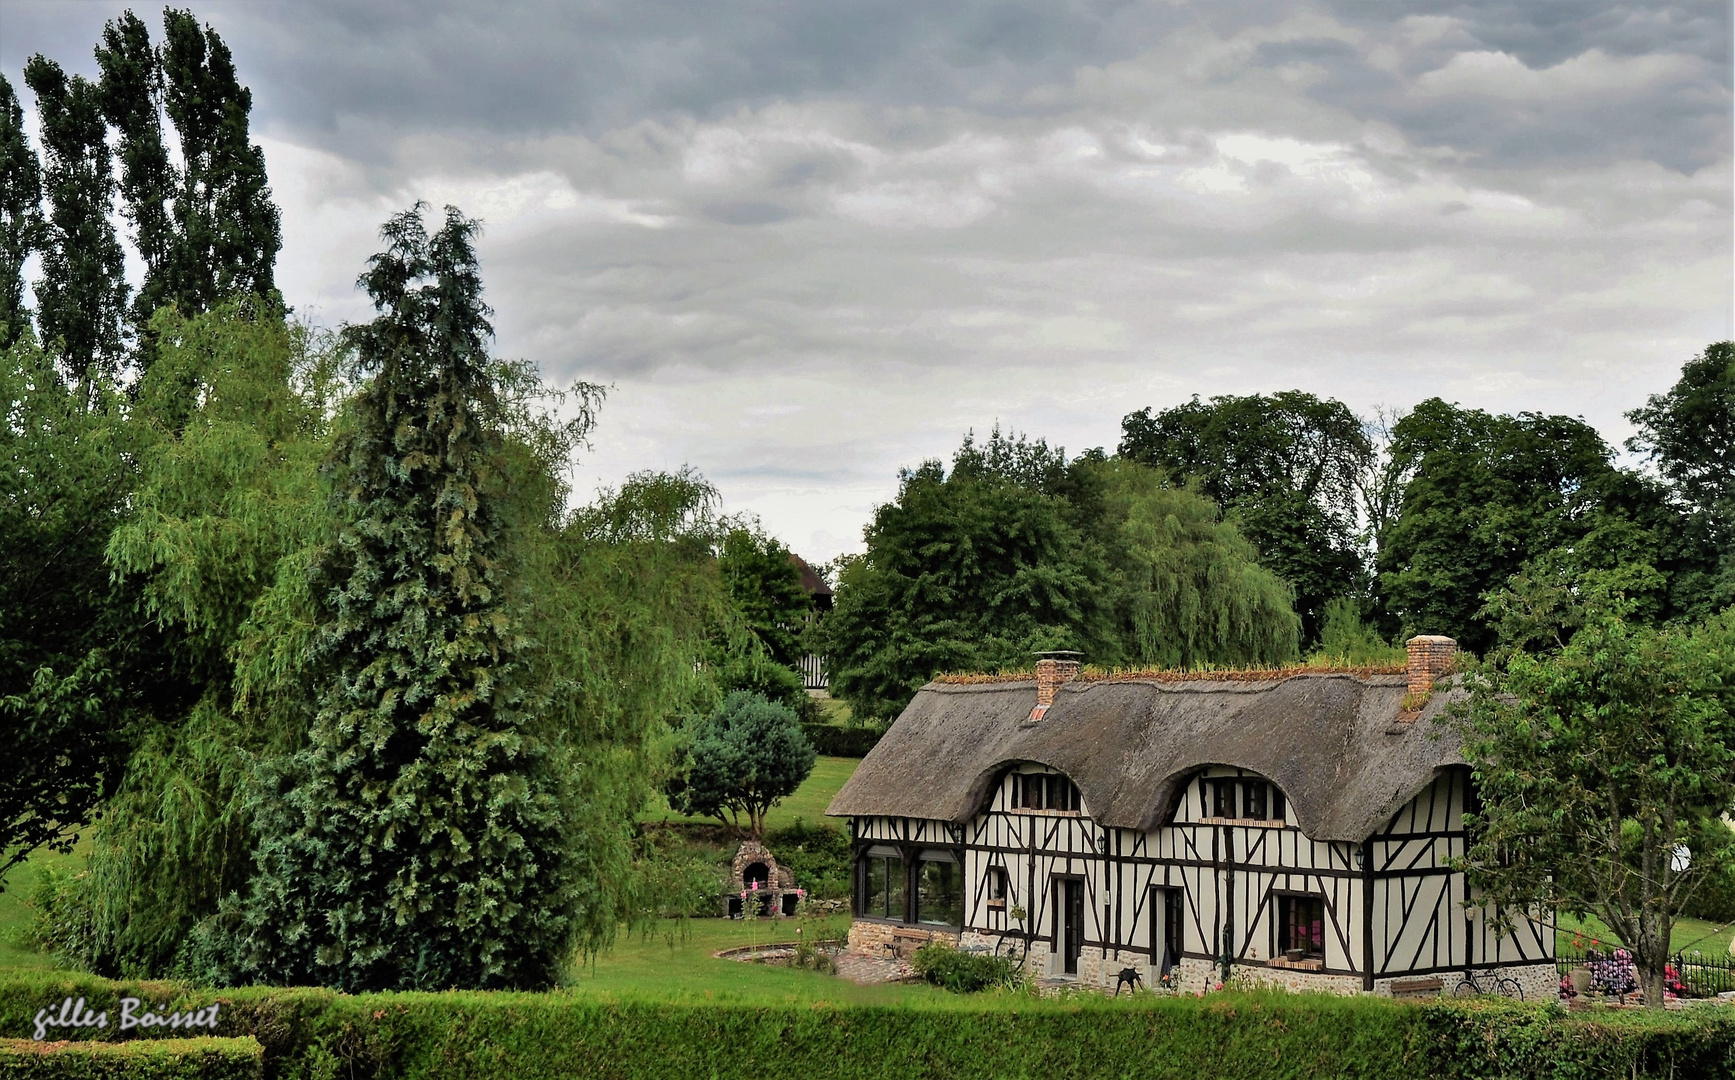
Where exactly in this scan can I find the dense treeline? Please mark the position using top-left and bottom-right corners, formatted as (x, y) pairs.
(822, 348), (1732, 722)
(823, 435), (1299, 723)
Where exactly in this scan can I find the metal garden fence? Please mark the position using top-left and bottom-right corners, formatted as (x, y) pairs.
(1555, 947), (1735, 998)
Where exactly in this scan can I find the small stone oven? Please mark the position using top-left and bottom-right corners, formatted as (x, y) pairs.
(722, 839), (804, 918)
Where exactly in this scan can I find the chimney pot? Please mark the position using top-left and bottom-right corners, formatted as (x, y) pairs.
(1405, 636), (1457, 698)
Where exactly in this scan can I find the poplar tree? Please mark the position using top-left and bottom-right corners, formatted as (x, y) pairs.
(95, 11), (176, 332)
(23, 56), (128, 390)
(159, 8), (280, 307)
(0, 74), (41, 348)
(95, 7), (280, 345)
(233, 206), (577, 991)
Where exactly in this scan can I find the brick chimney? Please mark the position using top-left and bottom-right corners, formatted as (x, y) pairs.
(1034, 652), (1082, 709)
(1405, 635), (1457, 698)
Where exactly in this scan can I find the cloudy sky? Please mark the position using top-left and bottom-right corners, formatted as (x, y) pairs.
(6, 1), (1731, 560)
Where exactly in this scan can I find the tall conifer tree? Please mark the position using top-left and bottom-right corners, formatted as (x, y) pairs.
(234, 206), (576, 991)
(0, 74), (42, 348)
(23, 56), (128, 389)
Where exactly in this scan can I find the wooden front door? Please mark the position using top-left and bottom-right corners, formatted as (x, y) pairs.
(1054, 878), (1084, 975)
(1152, 886), (1184, 972)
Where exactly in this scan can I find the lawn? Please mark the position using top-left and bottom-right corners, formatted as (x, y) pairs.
(563, 914), (946, 1004)
(0, 844), (82, 971)
(1555, 909), (1735, 959)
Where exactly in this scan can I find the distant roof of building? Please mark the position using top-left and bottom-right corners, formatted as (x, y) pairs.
(826, 671), (1465, 843)
(788, 553), (832, 599)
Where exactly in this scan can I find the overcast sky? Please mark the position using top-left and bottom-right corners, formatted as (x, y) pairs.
(6, 1), (1731, 561)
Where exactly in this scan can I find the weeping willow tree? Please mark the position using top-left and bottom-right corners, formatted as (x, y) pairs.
(34, 298), (342, 976)
(526, 466), (741, 952)
(1092, 458), (1300, 668)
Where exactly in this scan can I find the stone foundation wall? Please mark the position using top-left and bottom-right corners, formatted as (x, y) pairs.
(864, 926), (1555, 1002)
(847, 920), (959, 958)
(1229, 964), (1364, 995)
(1432, 963), (1557, 1000)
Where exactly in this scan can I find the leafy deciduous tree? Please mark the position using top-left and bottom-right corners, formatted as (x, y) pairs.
(718, 524), (813, 669)
(0, 339), (139, 887)
(824, 435), (1100, 724)
(1094, 457), (1299, 668)
(1460, 604), (1735, 1010)
(157, 9), (280, 310)
(94, 8), (281, 347)
(826, 430), (1299, 723)
(1376, 399), (1664, 654)
(1626, 342), (1735, 618)
(49, 300), (339, 973)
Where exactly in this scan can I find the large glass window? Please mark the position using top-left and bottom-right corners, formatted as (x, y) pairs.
(1278, 894), (1325, 959)
(917, 855), (963, 926)
(858, 850), (904, 920)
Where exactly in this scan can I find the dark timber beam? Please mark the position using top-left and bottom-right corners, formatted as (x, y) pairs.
(1361, 838), (1375, 991)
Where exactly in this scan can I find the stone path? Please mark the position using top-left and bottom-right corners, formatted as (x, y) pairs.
(834, 952), (914, 985)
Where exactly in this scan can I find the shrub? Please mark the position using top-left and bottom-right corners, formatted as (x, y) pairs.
(628, 835), (726, 920)
(909, 940), (1025, 994)
(798, 723), (882, 758)
(763, 818), (851, 899)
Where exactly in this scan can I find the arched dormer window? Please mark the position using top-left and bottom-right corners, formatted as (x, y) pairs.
(1010, 770), (1081, 813)
(1198, 768), (1287, 826)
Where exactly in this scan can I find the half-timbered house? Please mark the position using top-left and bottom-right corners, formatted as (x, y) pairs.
(825, 636), (1556, 997)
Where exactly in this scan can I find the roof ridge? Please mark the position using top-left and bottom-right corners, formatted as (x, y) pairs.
(933, 662), (1407, 686)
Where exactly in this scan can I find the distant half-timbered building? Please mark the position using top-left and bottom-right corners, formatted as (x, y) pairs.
(826, 636), (1556, 997)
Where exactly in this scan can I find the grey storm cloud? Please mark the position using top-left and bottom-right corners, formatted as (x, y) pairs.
(3, 0), (1730, 559)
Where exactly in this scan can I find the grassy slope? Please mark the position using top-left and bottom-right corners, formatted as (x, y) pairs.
(0, 845), (82, 971)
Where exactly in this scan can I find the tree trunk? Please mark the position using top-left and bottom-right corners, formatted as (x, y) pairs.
(1642, 964), (1667, 1010)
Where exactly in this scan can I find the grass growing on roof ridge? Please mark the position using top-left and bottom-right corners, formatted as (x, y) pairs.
(933, 660), (1410, 685)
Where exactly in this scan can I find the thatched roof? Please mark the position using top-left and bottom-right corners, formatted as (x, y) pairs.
(826, 673), (1465, 843)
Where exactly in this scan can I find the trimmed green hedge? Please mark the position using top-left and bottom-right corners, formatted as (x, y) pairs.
(0, 1036), (262, 1079)
(800, 723), (881, 758)
(1, 971), (1730, 1080)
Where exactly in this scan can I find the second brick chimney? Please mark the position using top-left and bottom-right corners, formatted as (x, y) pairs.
(1034, 651), (1082, 710)
(1405, 635), (1457, 698)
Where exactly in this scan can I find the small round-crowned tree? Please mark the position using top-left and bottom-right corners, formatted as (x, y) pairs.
(667, 691), (815, 837)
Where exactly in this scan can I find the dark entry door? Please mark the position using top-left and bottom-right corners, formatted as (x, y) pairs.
(1056, 879), (1084, 975)
(1152, 887), (1184, 972)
